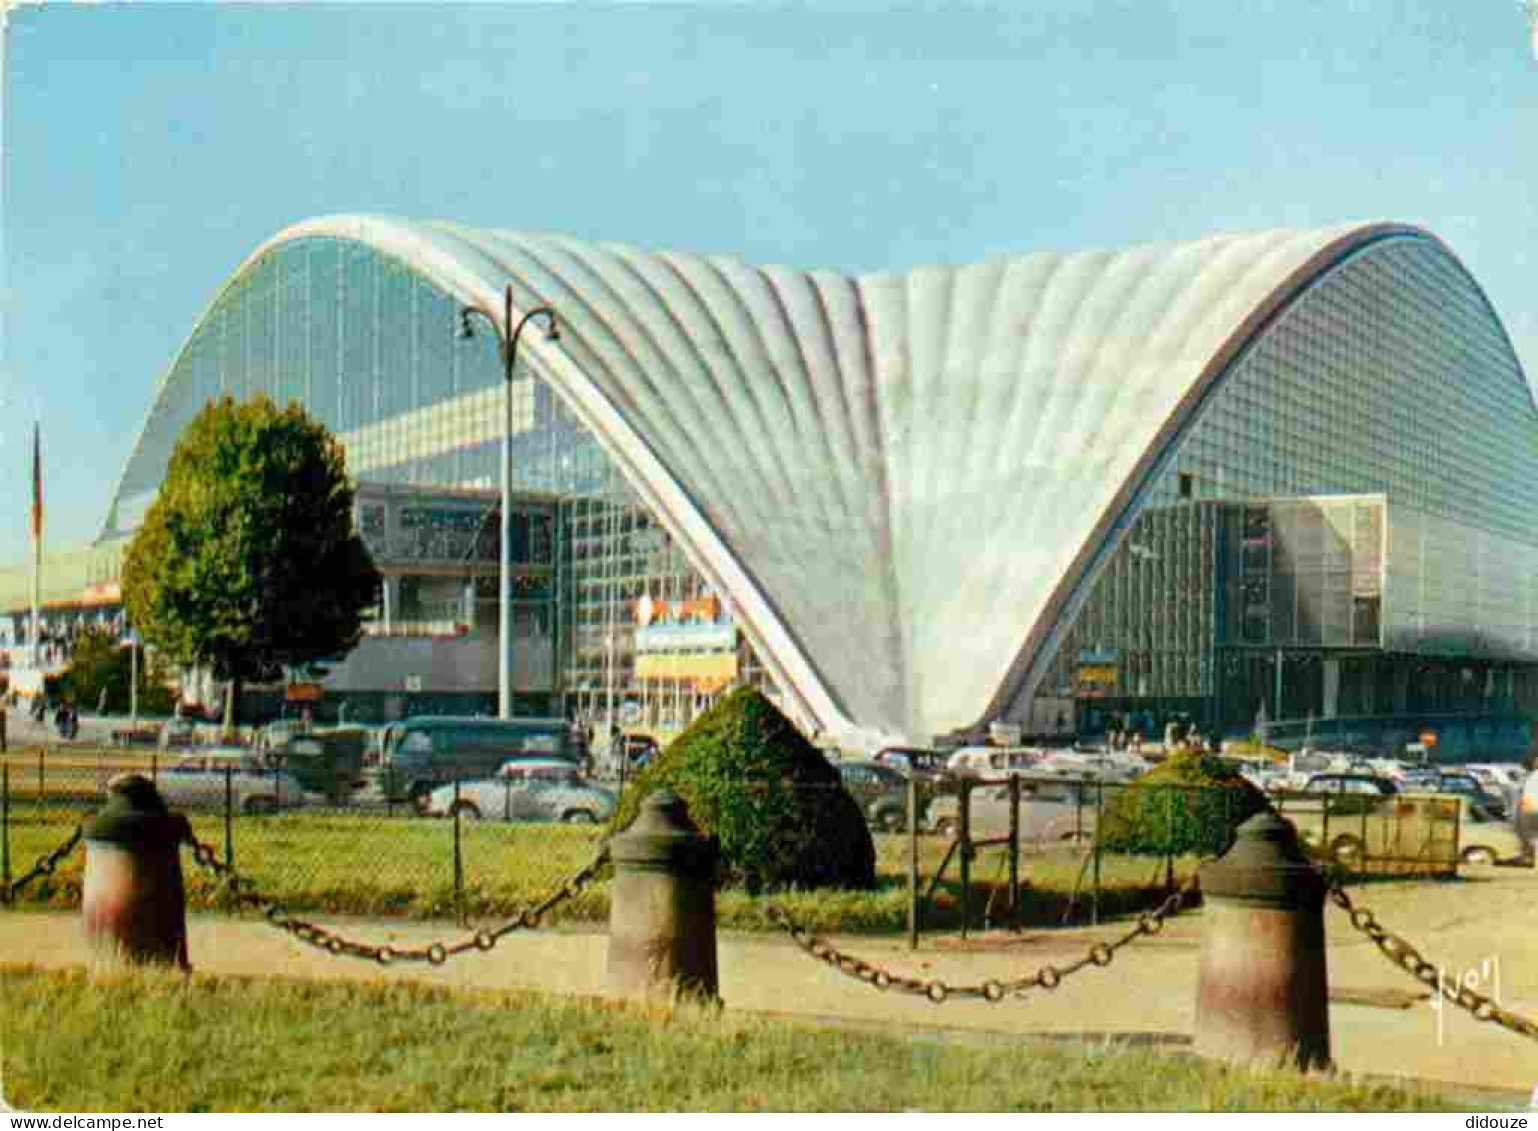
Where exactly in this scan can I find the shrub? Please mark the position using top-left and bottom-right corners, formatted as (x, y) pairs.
(609, 686), (875, 892)
(1097, 749), (1269, 859)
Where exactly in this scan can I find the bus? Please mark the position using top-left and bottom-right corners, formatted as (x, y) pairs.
(378, 716), (580, 807)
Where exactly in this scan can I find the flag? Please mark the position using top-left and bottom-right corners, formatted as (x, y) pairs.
(31, 423), (41, 540)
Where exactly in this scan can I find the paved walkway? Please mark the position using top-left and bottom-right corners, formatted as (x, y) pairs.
(5, 869), (1538, 1100)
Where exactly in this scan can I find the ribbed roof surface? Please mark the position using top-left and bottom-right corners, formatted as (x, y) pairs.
(110, 217), (1446, 741)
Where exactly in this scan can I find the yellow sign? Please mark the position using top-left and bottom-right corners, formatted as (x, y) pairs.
(635, 651), (738, 691)
(1076, 664), (1118, 698)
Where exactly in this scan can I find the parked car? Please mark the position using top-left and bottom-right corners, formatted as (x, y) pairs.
(1038, 751), (1148, 781)
(1399, 771), (1508, 820)
(945, 746), (1044, 777)
(155, 749), (310, 815)
(838, 761), (912, 832)
(423, 759), (616, 823)
(1448, 798), (1533, 867)
(1517, 766), (1538, 848)
(1281, 785), (1525, 868)
(618, 733), (661, 770)
(158, 717), (199, 750)
(872, 746), (949, 783)
(1300, 773), (1399, 797)
(926, 779), (1096, 845)
(266, 728), (369, 803)
(1464, 763), (1525, 810)
(377, 716), (581, 805)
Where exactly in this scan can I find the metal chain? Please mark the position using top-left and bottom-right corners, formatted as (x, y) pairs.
(182, 832), (612, 965)
(1, 826), (83, 904)
(1329, 881), (1538, 1043)
(769, 875), (1198, 1004)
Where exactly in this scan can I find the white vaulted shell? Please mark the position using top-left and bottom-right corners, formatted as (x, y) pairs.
(105, 217), (1509, 743)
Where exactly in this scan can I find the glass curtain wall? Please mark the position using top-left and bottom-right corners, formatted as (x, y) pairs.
(1031, 233), (1538, 738)
(106, 236), (774, 731)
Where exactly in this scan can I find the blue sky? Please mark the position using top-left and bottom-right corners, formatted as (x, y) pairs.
(3, 0), (1536, 554)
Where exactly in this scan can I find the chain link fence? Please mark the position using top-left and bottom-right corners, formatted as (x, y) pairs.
(0, 746), (1500, 936)
(882, 769), (1467, 939)
(893, 773), (1230, 939)
(0, 749), (611, 922)
(4, 745), (1537, 1047)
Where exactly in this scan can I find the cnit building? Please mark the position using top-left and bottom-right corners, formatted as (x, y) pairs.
(4, 217), (1538, 760)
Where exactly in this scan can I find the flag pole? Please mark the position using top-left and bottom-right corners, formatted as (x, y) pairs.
(30, 422), (41, 672)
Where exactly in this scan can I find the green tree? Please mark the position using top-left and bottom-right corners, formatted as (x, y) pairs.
(120, 395), (380, 732)
(57, 627), (176, 716)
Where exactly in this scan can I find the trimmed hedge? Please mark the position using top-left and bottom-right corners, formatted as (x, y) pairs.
(1097, 749), (1269, 858)
(609, 687), (876, 892)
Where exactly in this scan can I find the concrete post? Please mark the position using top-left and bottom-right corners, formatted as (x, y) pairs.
(81, 773), (192, 969)
(606, 790), (719, 1003)
(1195, 810), (1330, 1070)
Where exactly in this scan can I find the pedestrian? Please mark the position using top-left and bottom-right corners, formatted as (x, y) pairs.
(97, 686), (108, 715)
(0, 701), (7, 754)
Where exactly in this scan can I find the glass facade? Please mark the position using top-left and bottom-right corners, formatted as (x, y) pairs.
(1031, 233), (1538, 741)
(99, 224), (1538, 746)
(106, 237), (771, 731)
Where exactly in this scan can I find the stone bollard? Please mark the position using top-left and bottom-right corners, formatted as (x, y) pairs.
(81, 773), (193, 970)
(1194, 810), (1330, 1070)
(606, 790), (719, 1003)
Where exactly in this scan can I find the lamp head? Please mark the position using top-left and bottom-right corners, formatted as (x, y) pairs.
(540, 311), (560, 342)
(458, 310), (477, 340)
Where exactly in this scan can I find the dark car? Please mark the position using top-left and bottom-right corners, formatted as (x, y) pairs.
(1404, 771), (1509, 820)
(376, 716), (581, 806)
(839, 760), (911, 832)
(872, 746), (949, 783)
(619, 733), (661, 769)
(1302, 773), (1399, 796)
(265, 728), (369, 803)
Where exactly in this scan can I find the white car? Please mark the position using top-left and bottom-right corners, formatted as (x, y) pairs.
(424, 760), (617, 824)
(945, 746), (1043, 777)
(1465, 763), (1526, 809)
(1038, 751), (1147, 781)
(154, 749), (311, 815)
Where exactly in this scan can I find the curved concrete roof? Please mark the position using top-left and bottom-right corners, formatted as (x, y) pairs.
(108, 217), (1508, 743)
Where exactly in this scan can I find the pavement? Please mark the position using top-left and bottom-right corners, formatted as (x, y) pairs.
(4, 868), (1538, 1103)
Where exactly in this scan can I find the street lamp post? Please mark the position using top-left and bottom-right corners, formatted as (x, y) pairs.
(605, 631), (616, 734)
(459, 286), (559, 720)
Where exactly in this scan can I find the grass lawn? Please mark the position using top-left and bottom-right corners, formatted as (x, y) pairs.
(0, 965), (1464, 1112)
(3, 802), (1191, 933)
